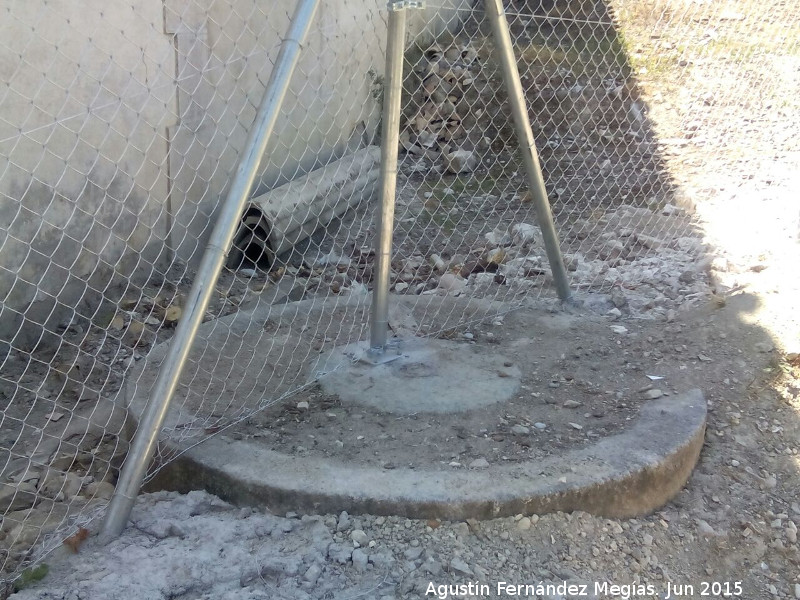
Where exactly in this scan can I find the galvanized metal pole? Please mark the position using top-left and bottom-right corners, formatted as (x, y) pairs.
(368, 2), (412, 356)
(101, 0), (320, 540)
(484, 0), (571, 301)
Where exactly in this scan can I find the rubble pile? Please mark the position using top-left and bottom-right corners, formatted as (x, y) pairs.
(400, 42), (483, 175)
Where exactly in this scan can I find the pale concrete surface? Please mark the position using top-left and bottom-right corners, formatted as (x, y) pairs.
(149, 389), (706, 519)
(0, 0), (174, 350)
(313, 337), (522, 414)
(123, 294), (707, 521)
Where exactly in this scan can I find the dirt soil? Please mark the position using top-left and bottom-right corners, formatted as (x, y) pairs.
(239, 300), (731, 471)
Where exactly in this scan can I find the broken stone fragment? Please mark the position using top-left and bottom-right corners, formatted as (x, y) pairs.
(634, 233), (663, 249)
(444, 149), (477, 174)
(4, 501), (71, 548)
(163, 305), (182, 324)
(485, 248), (508, 266)
(511, 223), (536, 246)
(109, 315), (125, 331)
(83, 480), (116, 501)
(598, 240), (625, 260)
(315, 251), (351, 268)
(38, 470), (82, 500)
(437, 273), (467, 293)
(459, 258), (490, 278)
(500, 256), (542, 278)
(484, 228), (511, 248)
(0, 481), (38, 513)
(563, 254), (580, 271)
(425, 42), (444, 62)
(351, 529), (368, 546)
(121, 320), (156, 348)
(472, 272), (496, 286)
(119, 297), (140, 311)
(444, 46), (461, 62)
(430, 254), (447, 272)
(449, 557), (472, 575)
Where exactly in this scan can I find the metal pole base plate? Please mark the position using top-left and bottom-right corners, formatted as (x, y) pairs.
(360, 341), (403, 366)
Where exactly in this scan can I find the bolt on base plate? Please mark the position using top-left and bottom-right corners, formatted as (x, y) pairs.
(359, 340), (404, 366)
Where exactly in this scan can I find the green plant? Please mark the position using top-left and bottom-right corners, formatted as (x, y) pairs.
(13, 564), (49, 592)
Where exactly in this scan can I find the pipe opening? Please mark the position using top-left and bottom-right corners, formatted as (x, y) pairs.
(226, 147), (382, 273)
(228, 207), (273, 270)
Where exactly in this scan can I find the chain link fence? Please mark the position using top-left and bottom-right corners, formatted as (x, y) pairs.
(2, 0), (798, 590)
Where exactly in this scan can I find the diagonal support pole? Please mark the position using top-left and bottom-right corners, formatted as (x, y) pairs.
(484, 0), (572, 301)
(101, 0), (321, 540)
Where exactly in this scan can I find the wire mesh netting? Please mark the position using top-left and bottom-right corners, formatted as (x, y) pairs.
(1, 0), (799, 588)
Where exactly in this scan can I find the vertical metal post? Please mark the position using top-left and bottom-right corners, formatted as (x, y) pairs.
(484, 0), (571, 301)
(101, 0), (320, 540)
(369, 2), (412, 355)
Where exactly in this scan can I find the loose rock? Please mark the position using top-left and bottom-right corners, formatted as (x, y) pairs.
(351, 529), (368, 547)
(444, 149), (478, 174)
(84, 481), (116, 501)
(511, 223), (536, 246)
(351, 548), (369, 571)
(449, 557), (472, 575)
(0, 481), (37, 513)
(303, 563), (322, 584)
(437, 273), (467, 293)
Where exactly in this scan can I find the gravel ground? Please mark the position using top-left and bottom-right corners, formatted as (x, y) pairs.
(4, 0), (800, 598)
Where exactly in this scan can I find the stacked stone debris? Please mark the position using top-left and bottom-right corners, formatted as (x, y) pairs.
(400, 42), (483, 175)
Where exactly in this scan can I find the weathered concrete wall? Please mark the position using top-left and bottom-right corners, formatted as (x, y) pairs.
(0, 0), (469, 352)
(0, 0), (176, 351)
(165, 0), (469, 262)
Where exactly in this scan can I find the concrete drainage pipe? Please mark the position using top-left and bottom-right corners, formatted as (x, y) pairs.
(228, 145), (381, 268)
